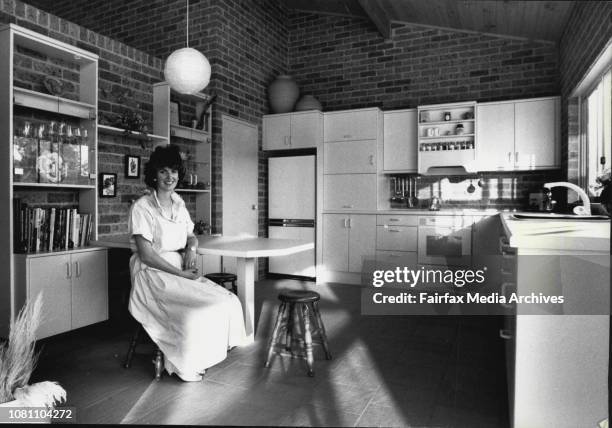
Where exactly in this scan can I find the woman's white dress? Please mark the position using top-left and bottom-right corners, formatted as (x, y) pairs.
(128, 191), (246, 380)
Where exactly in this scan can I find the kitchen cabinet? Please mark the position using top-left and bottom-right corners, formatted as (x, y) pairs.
(0, 24), (103, 338)
(323, 174), (377, 211)
(417, 101), (477, 174)
(323, 108), (380, 142)
(322, 214), (376, 273)
(477, 97), (560, 171)
(498, 223), (609, 428)
(15, 248), (108, 339)
(324, 140), (377, 174)
(263, 111), (323, 150)
(383, 109), (418, 172)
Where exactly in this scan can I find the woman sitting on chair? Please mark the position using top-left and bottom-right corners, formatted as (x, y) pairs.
(128, 144), (246, 381)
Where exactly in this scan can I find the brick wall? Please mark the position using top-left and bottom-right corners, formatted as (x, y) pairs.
(3, 0), (165, 237)
(288, 14), (559, 111)
(27, 0), (289, 252)
(288, 13), (561, 205)
(559, 1), (612, 185)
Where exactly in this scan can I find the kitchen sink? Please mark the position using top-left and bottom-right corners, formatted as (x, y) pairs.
(510, 213), (610, 221)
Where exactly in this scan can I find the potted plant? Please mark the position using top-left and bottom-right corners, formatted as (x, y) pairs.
(0, 293), (66, 410)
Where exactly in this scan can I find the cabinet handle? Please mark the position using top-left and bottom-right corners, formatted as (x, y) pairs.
(342, 205), (353, 209)
(75, 261), (81, 278)
(515, 152), (519, 163)
(388, 229), (401, 233)
(347, 218), (352, 228)
(388, 218), (400, 222)
(343, 218), (348, 228)
(500, 282), (515, 309)
(343, 134), (352, 139)
(288, 136), (292, 146)
(66, 262), (71, 279)
(508, 152), (512, 163)
(499, 329), (512, 340)
(389, 254), (401, 258)
(368, 155), (374, 165)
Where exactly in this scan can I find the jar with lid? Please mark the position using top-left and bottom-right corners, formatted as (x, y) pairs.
(455, 123), (464, 135)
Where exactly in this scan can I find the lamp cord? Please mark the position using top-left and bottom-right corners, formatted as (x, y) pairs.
(186, 0), (189, 48)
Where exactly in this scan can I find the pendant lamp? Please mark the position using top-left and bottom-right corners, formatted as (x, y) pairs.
(164, 0), (211, 94)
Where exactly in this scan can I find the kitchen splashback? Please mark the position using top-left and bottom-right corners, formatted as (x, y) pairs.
(387, 170), (562, 210)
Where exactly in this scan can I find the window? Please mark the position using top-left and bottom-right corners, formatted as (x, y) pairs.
(582, 68), (611, 197)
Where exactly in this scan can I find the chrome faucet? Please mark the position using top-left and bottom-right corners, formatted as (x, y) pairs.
(543, 182), (591, 215)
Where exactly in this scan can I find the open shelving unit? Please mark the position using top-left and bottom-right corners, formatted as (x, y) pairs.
(153, 82), (212, 225)
(0, 23), (108, 339)
(417, 101), (478, 174)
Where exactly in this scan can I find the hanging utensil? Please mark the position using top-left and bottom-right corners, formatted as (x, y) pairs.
(467, 179), (475, 194)
(407, 178), (414, 207)
(398, 177), (405, 204)
(411, 177), (419, 207)
(477, 176), (484, 188)
(390, 177), (399, 203)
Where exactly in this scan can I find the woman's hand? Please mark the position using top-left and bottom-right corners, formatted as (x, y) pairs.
(183, 248), (198, 270)
(181, 268), (201, 281)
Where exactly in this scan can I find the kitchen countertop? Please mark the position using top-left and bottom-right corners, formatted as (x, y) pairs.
(500, 212), (610, 252)
(325, 208), (501, 216)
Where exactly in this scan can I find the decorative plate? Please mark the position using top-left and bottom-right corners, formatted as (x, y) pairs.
(42, 76), (64, 97)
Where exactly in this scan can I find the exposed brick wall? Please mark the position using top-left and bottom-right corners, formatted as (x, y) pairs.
(559, 1), (612, 186)
(288, 14), (559, 111)
(288, 13), (561, 205)
(22, 0), (289, 277)
(27, 0), (289, 251)
(3, 0), (165, 237)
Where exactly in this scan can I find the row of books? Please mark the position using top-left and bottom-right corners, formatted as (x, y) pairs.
(13, 199), (94, 253)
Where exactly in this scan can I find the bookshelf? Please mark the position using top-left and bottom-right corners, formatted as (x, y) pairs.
(0, 24), (107, 339)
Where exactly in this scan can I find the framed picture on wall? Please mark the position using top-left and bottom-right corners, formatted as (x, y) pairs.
(125, 155), (140, 178)
(170, 101), (181, 125)
(99, 173), (117, 198)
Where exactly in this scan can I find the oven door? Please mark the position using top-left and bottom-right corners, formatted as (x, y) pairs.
(418, 216), (472, 266)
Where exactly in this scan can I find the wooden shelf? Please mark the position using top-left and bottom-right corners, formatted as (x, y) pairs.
(170, 124), (210, 141)
(14, 87), (96, 119)
(419, 119), (475, 126)
(420, 133), (475, 140)
(97, 124), (168, 143)
(13, 182), (96, 189)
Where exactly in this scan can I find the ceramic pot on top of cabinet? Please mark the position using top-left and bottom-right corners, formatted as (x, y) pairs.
(268, 75), (299, 113)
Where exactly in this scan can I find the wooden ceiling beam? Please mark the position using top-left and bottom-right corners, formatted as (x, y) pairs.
(358, 0), (392, 40)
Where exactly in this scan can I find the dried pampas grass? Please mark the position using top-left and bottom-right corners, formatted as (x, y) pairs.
(0, 293), (43, 404)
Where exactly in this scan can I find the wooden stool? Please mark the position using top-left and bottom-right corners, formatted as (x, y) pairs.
(205, 272), (237, 294)
(264, 290), (332, 377)
(124, 324), (164, 381)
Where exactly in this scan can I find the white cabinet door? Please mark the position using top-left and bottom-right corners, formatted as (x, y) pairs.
(324, 140), (377, 174)
(263, 114), (290, 150)
(322, 214), (349, 272)
(71, 250), (108, 330)
(514, 98), (559, 169)
(28, 254), (72, 339)
(290, 111), (321, 148)
(324, 109), (378, 142)
(347, 215), (376, 273)
(477, 102), (515, 170)
(383, 110), (417, 172)
(323, 174), (377, 211)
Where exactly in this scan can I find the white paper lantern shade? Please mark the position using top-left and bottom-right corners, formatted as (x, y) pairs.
(164, 47), (211, 94)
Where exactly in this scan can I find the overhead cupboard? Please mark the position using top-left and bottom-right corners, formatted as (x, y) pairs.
(0, 23), (107, 338)
(263, 110), (323, 150)
(476, 97), (560, 170)
(323, 108), (381, 211)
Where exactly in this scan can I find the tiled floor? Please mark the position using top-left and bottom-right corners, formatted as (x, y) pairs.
(31, 278), (509, 427)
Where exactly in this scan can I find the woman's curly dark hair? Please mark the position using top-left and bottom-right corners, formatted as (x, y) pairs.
(143, 144), (186, 188)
